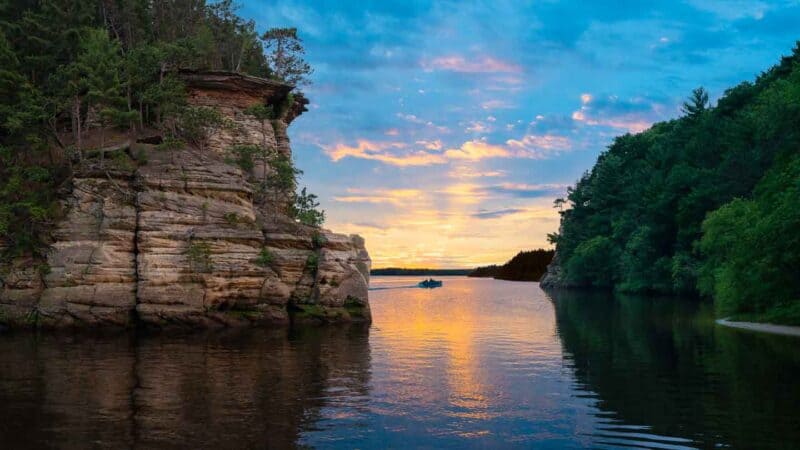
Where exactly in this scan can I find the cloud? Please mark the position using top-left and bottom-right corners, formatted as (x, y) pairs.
(322, 140), (447, 166)
(421, 55), (523, 73)
(571, 93), (664, 133)
(481, 100), (514, 110)
(396, 113), (450, 133)
(444, 140), (511, 160)
(506, 134), (572, 158)
(479, 183), (569, 198)
(471, 208), (524, 219)
(334, 188), (424, 205)
(353, 221), (388, 230)
(465, 121), (492, 133)
(324, 131), (573, 167)
(416, 139), (443, 150)
(444, 133), (572, 161)
(449, 166), (507, 179)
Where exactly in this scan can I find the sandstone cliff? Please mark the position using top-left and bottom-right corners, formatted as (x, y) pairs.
(0, 71), (371, 328)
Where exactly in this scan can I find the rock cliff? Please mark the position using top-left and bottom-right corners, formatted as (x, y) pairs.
(0, 71), (371, 328)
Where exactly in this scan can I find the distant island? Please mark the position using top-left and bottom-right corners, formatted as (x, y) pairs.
(370, 268), (472, 276)
(469, 249), (555, 281)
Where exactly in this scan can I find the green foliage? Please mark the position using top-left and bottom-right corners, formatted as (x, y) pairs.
(565, 236), (617, 288)
(267, 152), (302, 193)
(306, 252), (319, 273)
(273, 93), (295, 119)
(291, 187), (325, 227)
(261, 28), (312, 86)
(681, 87), (709, 116)
(176, 106), (228, 150)
(157, 136), (184, 152)
(186, 240), (213, 273)
(223, 212), (241, 225)
(552, 42), (800, 322)
(243, 103), (274, 121)
(255, 248), (274, 268)
(698, 154), (800, 322)
(311, 231), (327, 249)
(0, 0), (308, 261)
(226, 144), (260, 172)
(469, 249), (555, 281)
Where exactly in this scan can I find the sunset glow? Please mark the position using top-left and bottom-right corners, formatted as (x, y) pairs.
(241, 0), (796, 268)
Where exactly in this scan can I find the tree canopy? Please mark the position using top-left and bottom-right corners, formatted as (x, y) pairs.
(550, 42), (800, 323)
(0, 0), (315, 259)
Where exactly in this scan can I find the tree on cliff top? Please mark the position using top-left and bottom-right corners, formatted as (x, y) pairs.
(261, 27), (313, 86)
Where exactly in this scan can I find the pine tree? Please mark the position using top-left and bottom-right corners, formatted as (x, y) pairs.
(261, 27), (312, 86)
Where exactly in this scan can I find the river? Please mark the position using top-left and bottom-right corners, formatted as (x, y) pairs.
(1, 276), (798, 449)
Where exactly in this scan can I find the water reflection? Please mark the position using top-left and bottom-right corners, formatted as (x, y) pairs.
(0, 326), (371, 448)
(1, 279), (799, 449)
(550, 288), (800, 449)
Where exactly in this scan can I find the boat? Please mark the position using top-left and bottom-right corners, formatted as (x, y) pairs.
(418, 278), (443, 288)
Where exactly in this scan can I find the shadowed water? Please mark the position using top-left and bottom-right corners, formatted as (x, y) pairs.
(1, 276), (799, 448)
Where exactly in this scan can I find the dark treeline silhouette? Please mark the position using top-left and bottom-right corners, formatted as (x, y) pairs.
(549, 43), (800, 324)
(371, 268), (472, 276)
(469, 249), (554, 281)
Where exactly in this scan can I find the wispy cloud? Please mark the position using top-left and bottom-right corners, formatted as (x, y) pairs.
(481, 99), (514, 110)
(572, 93), (663, 133)
(471, 208), (524, 219)
(421, 55), (523, 73)
(334, 188), (424, 205)
(322, 140), (447, 166)
(479, 183), (569, 198)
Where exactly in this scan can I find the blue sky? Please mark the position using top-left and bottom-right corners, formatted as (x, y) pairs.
(241, 0), (800, 268)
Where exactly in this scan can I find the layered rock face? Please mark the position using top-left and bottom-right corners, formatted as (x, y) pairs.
(0, 72), (370, 328)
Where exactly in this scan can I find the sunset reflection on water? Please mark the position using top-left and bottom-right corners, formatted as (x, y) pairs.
(361, 277), (592, 447)
(2, 277), (799, 449)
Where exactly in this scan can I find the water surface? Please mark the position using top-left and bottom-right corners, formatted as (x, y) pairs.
(1, 276), (798, 448)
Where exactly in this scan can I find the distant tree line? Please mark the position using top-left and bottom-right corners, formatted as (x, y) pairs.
(0, 0), (318, 260)
(469, 249), (555, 281)
(549, 43), (800, 324)
(370, 268), (472, 276)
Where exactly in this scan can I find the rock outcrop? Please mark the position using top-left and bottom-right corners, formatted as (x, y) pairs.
(0, 71), (370, 328)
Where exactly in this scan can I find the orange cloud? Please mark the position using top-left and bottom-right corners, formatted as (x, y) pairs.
(322, 140), (448, 166)
(445, 140), (510, 160)
(445, 135), (572, 161)
(333, 188), (425, 205)
(416, 139), (443, 150)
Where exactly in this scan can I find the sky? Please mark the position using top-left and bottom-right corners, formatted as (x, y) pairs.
(240, 0), (800, 268)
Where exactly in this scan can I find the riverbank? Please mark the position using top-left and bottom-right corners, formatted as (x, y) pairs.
(716, 318), (800, 337)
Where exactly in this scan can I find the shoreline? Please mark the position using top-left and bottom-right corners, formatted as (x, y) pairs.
(716, 318), (800, 337)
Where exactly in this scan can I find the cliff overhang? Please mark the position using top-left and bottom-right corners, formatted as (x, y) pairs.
(0, 71), (369, 329)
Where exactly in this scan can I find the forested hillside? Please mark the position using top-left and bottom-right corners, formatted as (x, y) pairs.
(0, 0), (313, 261)
(547, 44), (800, 324)
(469, 249), (554, 281)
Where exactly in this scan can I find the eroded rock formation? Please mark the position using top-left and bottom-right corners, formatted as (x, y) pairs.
(0, 71), (370, 328)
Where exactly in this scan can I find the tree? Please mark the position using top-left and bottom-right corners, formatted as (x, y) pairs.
(77, 28), (136, 165)
(682, 87), (709, 116)
(243, 102), (274, 183)
(267, 152), (302, 198)
(177, 106), (227, 151)
(261, 27), (312, 86)
(291, 187), (324, 227)
(549, 44), (800, 323)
